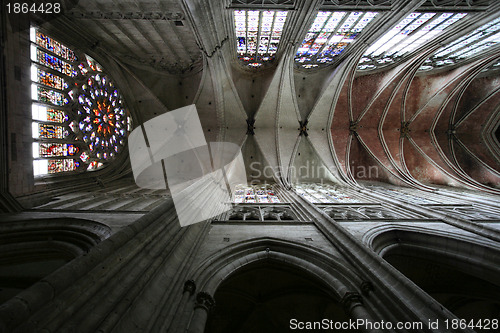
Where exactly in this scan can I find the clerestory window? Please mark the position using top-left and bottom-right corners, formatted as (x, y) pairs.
(295, 11), (378, 69)
(358, 12), (468, 71)
(419, 16), (500, 71)
(234, 10), (289, 68)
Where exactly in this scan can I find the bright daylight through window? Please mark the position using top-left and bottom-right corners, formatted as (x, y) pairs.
(358, 12), (468, 70)
(30, 28), (132, 176)
(234, 10), (288, 68)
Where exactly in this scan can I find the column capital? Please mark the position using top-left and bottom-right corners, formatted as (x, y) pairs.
(195, 291), (216, 312)
(341, 291), (363, 314)
(361, 281), (374, 296)
(184, 280), (196, 296)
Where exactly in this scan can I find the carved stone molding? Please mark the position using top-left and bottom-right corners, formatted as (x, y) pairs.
(246, 118), (256, 135)
(323, 0), (392, 7)
(341, 292), (363, 314)
(184, 280), (196, 296)
(298, 120), (309, 137)
(400, 121), (411, 138)
(361, 281), (374, 296)
(195, 292), (216, 312)
(230, 0), (295, 8)
(225, 205), (298, 222)
(68, 10), (185, 21)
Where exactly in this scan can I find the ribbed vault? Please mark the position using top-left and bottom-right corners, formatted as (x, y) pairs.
(12, 0), (499, 200)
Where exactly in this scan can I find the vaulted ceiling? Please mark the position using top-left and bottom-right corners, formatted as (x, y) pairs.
(66, 0), (202, 73)
(42, 0), (500, 193)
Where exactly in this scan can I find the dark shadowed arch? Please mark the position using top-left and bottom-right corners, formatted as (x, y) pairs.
(367, 226), (500, 322)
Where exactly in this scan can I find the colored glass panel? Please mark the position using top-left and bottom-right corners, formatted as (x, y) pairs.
(87, 161), (103, 170)
(233, 184), (280, 203)
(31, 66), (68, 90)
(295, 184), (359, 203)
(32, 29), (77, 62)
(34, 123), (68, 139)
(295, 11), (377, 68)
(48, 159), (79, 173)
(33, 85), (68, 106)
(77, 74), (129, 161)
(34, 142), (79, 157)
(78, 63), (88, 75)
(234, 10), (288, 67)
(33, 48), (76, 77)
(359, 12), (467, 71)
(32, 104), (66, 123)
(80, 151), (89, 162)
(420, 17), (500, 71)
(31, 28), (131, 175)
(86, 55), (103, 72)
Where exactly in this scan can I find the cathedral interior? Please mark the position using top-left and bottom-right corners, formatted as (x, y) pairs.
(1, 0), (500, 332)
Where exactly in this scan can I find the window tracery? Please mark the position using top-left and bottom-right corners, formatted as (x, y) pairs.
(231, 0), (294, 6)
(368, 185), (441, 204)
(30, 28), (132, 176)
(322, 205), (407, 220)
(233, 184), (281, 203)
(358, 12), (468, 71)
(294, 183), (360, 203)
(234, 10), (288, 68)
(419, 17), (500, 71)
(429, 205), (500, 220)
(295, 11), (378, 69)
(224, 206), (297, 221)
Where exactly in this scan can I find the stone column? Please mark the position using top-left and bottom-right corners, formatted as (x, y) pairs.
(342, 292), (383, 333)
(187, 291), (215, 333)
(167, 280), (197, 332)
(182, 280), (197, 305)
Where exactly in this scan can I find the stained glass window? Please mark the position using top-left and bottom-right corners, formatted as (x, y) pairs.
(420, 17), (500, 71)
(294, 183), (360, 203)
(32, 29), (77, 62)
(233, 184), (281, 203)
(33, 142), (79, 157)
(358, 12), (467, 71)
(32, 104), (66, 123)
(30, 27), (132, 176)
(32, 123), (68, 139)
(31, 66), (68, 90)
(234, 10), (288, 67)
(368, 185), (439, 204)
(32, 84), (68, 106)
(77, 73), (128, 160)
(47, 159), (79, 173)
(33, 159), (79, 176)
(87, 161), (104, 170)
(31, 47), (76, 77)
(86, 55), (103, 72)
(295, 11), (378, 69)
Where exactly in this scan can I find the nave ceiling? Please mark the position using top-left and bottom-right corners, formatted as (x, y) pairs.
(36, 0), (500, 192)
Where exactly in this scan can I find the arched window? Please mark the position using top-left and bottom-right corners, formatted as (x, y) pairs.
(419, 17), (500, 71)
(233, 184), (280, 203)
(295, 11), (378, 69)
(294, 183), (360, 203)
(30, 28), (132, 176)
(358, 12), (467, 71)
(234, 10), (288, 68)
